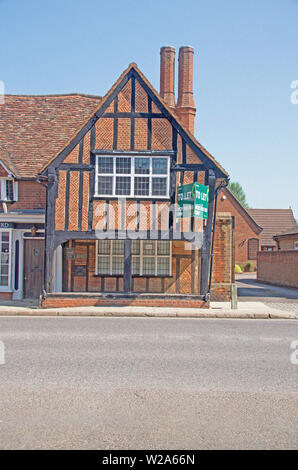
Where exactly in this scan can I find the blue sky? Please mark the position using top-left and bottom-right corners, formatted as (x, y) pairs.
(1, 0), (297, 216)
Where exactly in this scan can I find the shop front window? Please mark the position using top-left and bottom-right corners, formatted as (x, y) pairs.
(0, 232), (10, 287)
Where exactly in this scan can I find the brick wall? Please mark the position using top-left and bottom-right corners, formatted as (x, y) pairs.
(257, 250), (298, 288)
(11, 181), (45, 210)
(0, 292), (13, 300)
(217, 189), (261, 267)
(211, 212), (233, 301)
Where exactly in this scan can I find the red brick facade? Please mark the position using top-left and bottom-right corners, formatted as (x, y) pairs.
(211, 213), (234, 301)
(11, 181), (45, 210)
(217, 188), (262, 268)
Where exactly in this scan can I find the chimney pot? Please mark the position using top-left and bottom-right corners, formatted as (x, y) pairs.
(160, 46), (175, 108)
(176, 46), (196, 134)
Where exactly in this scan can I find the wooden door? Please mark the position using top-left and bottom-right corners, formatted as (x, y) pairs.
(24, 239), (44, 298)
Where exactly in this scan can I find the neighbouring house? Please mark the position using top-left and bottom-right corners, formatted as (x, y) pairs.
(247, 208), (297, 251)
(273, 227), (298, 251)
(0, 46), (234, 305)
(217, 187), (262, 269)
(0, 94), (101, 299)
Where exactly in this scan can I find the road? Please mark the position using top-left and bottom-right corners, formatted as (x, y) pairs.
(236, 273), (298, 314)
(0, 317), (297, 449)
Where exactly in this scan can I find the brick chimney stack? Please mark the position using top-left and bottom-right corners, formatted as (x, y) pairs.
(176, 46), (196, 134)
(160, 46), (175, 108)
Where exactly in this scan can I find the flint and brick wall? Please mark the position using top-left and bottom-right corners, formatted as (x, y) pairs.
(257, 250), (298, 288)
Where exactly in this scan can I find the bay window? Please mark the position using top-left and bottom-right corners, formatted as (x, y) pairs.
(96, 240), (172, 276)
(95, 155), (170, 198)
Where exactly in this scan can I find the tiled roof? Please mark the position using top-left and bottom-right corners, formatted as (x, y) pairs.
(247, 208), (297, 246)
(273, 226), (298, 239)
(0, 94), (102, 178)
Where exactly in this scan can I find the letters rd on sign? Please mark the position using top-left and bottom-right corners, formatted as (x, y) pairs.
(177, 182), (209, 220)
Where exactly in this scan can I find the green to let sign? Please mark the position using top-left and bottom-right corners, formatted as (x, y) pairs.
(177, 182), (209, 220)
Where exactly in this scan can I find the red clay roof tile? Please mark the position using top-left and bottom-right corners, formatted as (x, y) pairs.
(0, 94), (101, 178)
(247, 208), (297, 246)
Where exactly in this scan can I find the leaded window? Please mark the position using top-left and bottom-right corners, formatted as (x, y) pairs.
(95, 156), (170, 198)
(96, 240), (171, 276)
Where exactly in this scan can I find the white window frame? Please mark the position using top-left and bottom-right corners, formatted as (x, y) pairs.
(95, 240), (172, 276)
(0, 178), (18, 202)
(132, 240), (172, 276)
(95, 155), (170, 199)
(0, 229), (12, 291)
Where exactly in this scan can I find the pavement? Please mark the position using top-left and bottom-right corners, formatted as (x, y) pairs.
(0, 317), (297, 449)
(0, 274), (296, 319)
(236, 273), (298, 315)
(0, 302), (296, 318)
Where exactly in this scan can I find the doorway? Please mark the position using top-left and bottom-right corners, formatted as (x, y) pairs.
(23, 239), (44, 298)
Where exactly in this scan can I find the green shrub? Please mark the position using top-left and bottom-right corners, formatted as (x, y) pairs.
(244, 262), (253, 272)
(235, 264), (242, 273)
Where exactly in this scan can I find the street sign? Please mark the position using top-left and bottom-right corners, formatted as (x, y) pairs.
(177, 182), (209, 220)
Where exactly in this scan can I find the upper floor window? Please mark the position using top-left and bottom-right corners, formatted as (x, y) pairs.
(0, 179), (17, 202)
(95, 155), (170, 198)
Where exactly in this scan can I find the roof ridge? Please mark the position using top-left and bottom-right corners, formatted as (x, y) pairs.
(5, 93), (102, 99)
(248, 208), (294, 211)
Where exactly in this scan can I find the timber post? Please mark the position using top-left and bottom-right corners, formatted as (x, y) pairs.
(44, 167), (58, 294)
(123, 238), (132, 293)
(200, 169), (216, 298)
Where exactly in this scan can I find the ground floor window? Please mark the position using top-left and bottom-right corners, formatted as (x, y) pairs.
(0, 231), (10, 287)
(96, 240), (171, 276)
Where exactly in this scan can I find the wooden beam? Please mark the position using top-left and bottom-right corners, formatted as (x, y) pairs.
(200, 169), (216, 298)
(92, 149), (175, 156)
(172, 164), (205, 172)
(123, 239), (132, 293)
(54, 229), (204, 244)
(44, 168), (58, 293)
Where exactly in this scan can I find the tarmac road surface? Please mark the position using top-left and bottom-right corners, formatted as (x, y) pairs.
(0, 317), (297, 449)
